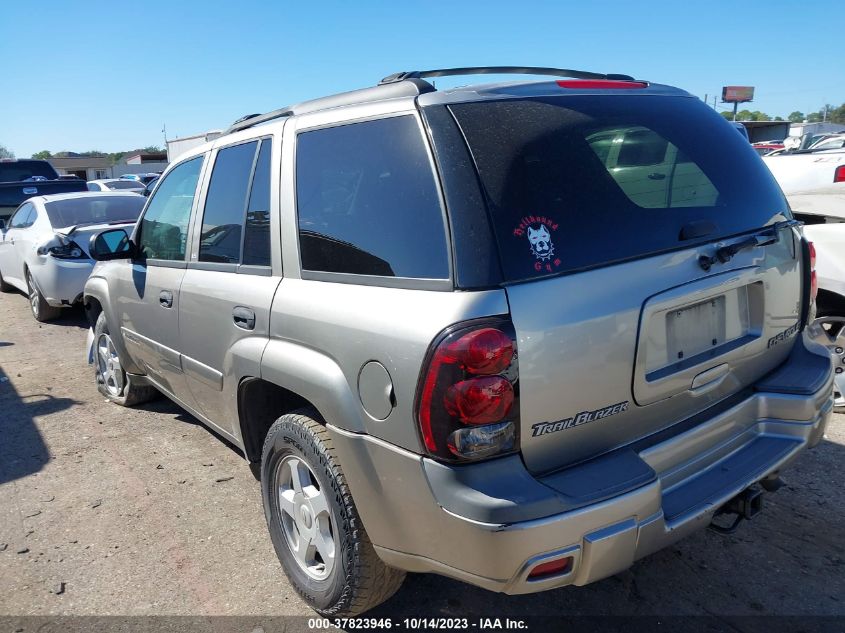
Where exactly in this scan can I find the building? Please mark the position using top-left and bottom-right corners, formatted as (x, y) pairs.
(111, 151), (168, 178)
(48, 156), (113, 181)
(167, 130), (223, 162)
(48, 152), (168, 181)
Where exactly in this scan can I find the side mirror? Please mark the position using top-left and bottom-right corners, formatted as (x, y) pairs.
(89, 228), (134, 261)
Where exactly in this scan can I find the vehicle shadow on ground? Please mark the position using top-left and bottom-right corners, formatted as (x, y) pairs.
(0, 364), (79, 485)
(3, 293), (89, 329)
(135, 394), (248, 461)
(367, 432), (845, 620)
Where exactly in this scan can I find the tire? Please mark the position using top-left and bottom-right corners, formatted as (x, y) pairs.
(27, 270), (61, 322)
(93, 312), (158, 406)
(0, 268), (12, 293)
(261, 409), (405, 616)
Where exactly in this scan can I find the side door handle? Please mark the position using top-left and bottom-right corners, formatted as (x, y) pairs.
(233, 306), (256, 331)
(159, 290), (173, 308)
(648, 172), (667, 180)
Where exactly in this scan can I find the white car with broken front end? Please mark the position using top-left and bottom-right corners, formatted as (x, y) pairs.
(0, 192), (145, 321)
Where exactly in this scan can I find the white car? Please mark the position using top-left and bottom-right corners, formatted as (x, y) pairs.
(0, 192), (145, 321)
(87, 179), (146, 194)
(782, 184), (845, 410)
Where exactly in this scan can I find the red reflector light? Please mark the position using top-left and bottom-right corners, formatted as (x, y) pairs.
(528, 556), (573, 579)
(809, 241), (816, 270)
(444, 376), (514, 425)
(445, 327), (514, 375)
(556, 79), (648, 90)
(811, 270), (818, 302)
(834, 165), (845, 183)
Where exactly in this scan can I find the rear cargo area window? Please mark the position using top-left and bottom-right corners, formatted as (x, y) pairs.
(295, 115), (449, 280)
(445, 96), (789, 282)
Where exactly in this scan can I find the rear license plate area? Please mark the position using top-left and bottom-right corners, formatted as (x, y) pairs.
(666, 296), (726, 362)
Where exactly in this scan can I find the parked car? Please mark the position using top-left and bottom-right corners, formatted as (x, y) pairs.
(782, 183), (845, 409)
(763, 149), (845, 194)
(0, 192), (145, 321)
(120, 173), (161, 185)
(87, 179), (146, 194)
(808, 134), (845, 152)
(0, 159), (88, 222)
(82, 67), (833, 616)
(142, 175), (159, 197)
(751, 141), (785, 156)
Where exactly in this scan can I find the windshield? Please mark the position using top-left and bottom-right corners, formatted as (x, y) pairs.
(445, 94), (790, 282)
(45, 195), (145, 228)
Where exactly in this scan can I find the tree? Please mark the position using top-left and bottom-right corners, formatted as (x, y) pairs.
(788, 111), (805, 123)
(0, 144), (14, 159)
(32, 150), (52, 159)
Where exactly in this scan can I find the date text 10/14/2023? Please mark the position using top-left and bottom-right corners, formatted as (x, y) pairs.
(308, 617), (529, 630)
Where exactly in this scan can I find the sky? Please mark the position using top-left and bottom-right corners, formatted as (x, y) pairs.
(1, 0), (842, 159)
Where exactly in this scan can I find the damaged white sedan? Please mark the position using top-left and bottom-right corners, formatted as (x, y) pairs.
(0, 192), (144, 321)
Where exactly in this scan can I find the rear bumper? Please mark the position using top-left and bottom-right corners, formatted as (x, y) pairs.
(329, 335), (834, 594)
(30, 258), (93, 306)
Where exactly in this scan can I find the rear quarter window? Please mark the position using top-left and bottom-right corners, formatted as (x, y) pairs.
(295, 115), (449, 281)
(445, 95), (789, 282)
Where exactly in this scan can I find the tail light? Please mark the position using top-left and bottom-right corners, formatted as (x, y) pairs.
(37, 237), (87, 260)
(555, 79), (648, 89)
(416, 319), (519, 462)
(834, 165), (845, 183)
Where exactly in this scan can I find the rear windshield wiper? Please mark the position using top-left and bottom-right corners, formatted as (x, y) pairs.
(698, 220), (800, 271)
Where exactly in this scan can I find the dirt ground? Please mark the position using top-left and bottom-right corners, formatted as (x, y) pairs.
(1, 289), (844, 628)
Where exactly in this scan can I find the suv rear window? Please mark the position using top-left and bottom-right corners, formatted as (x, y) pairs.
(445, 95), (789, 282)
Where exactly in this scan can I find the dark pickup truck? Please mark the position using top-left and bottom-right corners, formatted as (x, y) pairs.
(0, 160), (88, 222)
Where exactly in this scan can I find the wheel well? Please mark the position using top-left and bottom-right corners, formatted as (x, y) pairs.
(83, 296), (103, 329)
(238, 378), (315, 463)
(816, 289), (845, 318)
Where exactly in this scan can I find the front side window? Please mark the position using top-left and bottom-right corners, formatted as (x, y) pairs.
(295, 115), (449, 279)
(137, 156), (204, 261)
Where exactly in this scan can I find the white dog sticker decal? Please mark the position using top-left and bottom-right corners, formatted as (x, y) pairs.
(527, 224), (554, 261)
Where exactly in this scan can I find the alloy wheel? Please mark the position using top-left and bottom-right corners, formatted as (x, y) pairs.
(274, 454), (337, 581)
(96, 333), (124, 397)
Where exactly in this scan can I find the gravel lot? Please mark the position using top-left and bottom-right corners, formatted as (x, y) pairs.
(1, 289), (844, 627)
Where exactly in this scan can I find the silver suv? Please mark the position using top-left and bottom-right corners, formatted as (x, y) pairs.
(83, 67), (835, 616)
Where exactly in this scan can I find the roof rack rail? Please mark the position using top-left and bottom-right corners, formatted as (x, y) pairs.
(379, 66), (635, 85)
(225, 79), (435, 135)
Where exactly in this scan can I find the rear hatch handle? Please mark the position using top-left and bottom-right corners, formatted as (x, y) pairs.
(698, 219), (800, 271)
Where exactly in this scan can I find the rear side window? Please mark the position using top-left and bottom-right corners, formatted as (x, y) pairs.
(243, 140), (272, 266)
(199, 139), (272, 267)
(9, 203), (35, 228)
(199, 141), (257, 263)
(295, 115), (449, 280)
(446, 96), (789, 281)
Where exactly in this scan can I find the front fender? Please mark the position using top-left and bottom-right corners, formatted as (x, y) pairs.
(83, 275), (143, 375)
(260, 339), (365, 433)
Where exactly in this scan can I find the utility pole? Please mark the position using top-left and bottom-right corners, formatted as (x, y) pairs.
(733, 102), (739, 121)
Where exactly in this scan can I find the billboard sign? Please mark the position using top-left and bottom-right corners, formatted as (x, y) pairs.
(722, 86), (755, 103)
